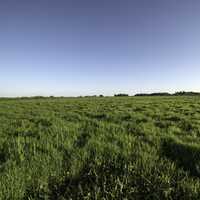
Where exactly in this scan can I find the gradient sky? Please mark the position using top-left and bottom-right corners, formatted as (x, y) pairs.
(0, 0), (200, 96)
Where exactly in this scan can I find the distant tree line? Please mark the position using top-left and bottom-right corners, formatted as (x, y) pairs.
(1, 91), (200, 100)
(134, 91), (200, 96)
(135, 92), (171, 96)
(173, 91), (200, 96)
(114, 94), (129, 97)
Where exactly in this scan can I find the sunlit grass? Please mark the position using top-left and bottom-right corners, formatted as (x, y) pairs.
(0, 96), (200, 199)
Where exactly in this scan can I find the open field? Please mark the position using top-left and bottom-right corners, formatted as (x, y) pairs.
(1, 96), (200, 199)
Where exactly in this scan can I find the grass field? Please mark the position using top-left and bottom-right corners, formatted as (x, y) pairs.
(1, 96), (200, 199)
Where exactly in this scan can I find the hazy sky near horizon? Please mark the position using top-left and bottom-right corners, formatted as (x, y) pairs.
(0, 0), (200, 96)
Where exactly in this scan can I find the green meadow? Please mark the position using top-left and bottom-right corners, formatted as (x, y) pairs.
(1, 96), (200, 199)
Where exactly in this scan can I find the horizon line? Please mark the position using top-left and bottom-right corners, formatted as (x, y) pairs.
(1, 90), (200, 98)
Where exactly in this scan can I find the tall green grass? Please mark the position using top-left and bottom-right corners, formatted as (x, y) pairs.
(0, 97), (200, 199)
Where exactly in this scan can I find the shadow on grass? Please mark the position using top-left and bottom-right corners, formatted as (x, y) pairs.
(162, 137), (200, 177)
(0, 143), (9, 172)
(166, 115), (181, 122)
(0, 151), (6, 172)
(74, 132), (90, 148)
(48, 158), (127, 200)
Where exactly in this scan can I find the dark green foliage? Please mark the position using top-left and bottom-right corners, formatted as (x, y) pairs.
(1, 96), (200, 199)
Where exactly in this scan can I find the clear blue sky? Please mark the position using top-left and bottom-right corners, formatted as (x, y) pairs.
(0, 0), (200, 96)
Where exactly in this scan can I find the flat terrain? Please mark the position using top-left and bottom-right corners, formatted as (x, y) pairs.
(1, 96), (200, 199)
